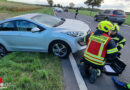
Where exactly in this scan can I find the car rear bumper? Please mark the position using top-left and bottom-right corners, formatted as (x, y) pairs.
(109, 17), (126, 23)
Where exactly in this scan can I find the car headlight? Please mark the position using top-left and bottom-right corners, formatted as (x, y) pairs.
(64, 32), (84, 37)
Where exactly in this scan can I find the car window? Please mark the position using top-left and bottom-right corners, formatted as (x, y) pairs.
(0, 24), (2, 31)
(113, 10), (125, 15)
(104, 10), (111, 14)
(16, 20), (39, 31)
(0, 21), (15, 31)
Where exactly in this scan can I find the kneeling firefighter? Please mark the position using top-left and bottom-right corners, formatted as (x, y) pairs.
(80, 21), (118, 83)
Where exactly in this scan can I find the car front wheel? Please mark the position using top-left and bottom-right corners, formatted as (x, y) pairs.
(50, 41), (71, 58)
(0, 45), (7, 57)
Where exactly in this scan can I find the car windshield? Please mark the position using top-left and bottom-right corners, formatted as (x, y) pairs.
(32, 14), (64, 27)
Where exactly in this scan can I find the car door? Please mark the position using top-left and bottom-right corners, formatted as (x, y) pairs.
(0, 21), (19, 51)
(0, 20), (47, 52)
(14, 20), (47, 51)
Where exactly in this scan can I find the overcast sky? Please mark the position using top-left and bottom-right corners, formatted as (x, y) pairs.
(8, 0), (130, 12)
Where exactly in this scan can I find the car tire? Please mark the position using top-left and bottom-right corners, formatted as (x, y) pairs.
(94, 16), (98, 21)
(49, 41), (71, 58)
(105, 18), (109, 21)
(118, 22), (123, 25)
(0, 44), (7, 57)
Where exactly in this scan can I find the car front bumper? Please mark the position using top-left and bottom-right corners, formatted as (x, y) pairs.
(68, 37), (87, 53)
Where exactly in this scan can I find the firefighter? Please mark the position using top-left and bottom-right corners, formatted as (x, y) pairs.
(110, 23), (126, 57)
(80, 21), (118, 83)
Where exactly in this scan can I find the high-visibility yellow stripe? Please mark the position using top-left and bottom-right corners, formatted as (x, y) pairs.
(84, 35), (86, 43)
(119, 38), (126, 44)
(84, 54), (103, 63)
(112, 37), (119, 40)
(107, 48), (118, 54)
(86, 39), (91, 51)
(119, 44), (124, 48)
(84, 53), (104, 61)
(84, 56), (105, 65)
(98, 43), (104, 57)
(89, 36), (107, 44)
(84, 51), (104, 60)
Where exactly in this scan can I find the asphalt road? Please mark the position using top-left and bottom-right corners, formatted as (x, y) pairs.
(56, 11), (130, 90)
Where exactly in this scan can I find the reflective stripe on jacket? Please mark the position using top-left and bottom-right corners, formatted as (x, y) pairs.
(112, 33), (126, 51)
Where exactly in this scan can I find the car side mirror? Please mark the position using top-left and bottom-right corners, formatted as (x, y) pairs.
(31, 27), (40, 32)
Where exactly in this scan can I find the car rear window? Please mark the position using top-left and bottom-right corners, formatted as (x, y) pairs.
(113, 10), (125, 15)
(104, 10), (111, 14)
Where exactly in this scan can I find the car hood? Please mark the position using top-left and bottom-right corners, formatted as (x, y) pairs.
(55, 19), (90, 35)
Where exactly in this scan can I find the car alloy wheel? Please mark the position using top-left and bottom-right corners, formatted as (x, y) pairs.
(50, 41), (71, 58)
(0, 45), (7, 57)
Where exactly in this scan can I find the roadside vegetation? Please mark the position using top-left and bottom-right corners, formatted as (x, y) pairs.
(0, 1), (63, 90)
(70, 9), (130, 25)
(0, 52), (63, 90)
(0, 1), (53, 20)
(125, 14), (130, 25)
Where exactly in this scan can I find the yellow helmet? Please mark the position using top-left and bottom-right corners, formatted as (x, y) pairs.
(113, 23), (119, 31)
(98, 21), (114, 32)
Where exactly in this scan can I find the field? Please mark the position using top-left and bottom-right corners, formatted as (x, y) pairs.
(0, 1), (53, 20)
(0, 1), (63, 90)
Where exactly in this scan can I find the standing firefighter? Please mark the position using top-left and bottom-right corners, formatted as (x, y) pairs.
(75, 8), (79, 19)
(110, 24), (126, 57)
(80, 21), (118, 83)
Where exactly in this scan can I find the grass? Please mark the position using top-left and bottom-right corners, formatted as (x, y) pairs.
(0, 52), (63, 90)
(125, 14), (130, 25)
(70, 9), (130, 25)
(0, 1), (63, 90)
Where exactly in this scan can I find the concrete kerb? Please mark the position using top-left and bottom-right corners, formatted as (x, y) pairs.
(69, 53), (88, 90)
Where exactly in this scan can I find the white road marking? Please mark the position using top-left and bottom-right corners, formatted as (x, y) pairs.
(69, 53), (88, 90)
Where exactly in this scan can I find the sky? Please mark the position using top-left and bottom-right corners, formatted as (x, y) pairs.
(8, 0), (130, 12)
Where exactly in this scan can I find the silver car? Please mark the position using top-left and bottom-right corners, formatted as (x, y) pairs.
(94, 10), (127, 25)
(0, 13), (91, 58)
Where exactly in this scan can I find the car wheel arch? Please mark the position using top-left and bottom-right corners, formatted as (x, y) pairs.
(0, 43), (8, 57)
(48, 40), (72, 53)
(0, 43), (7, 51)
